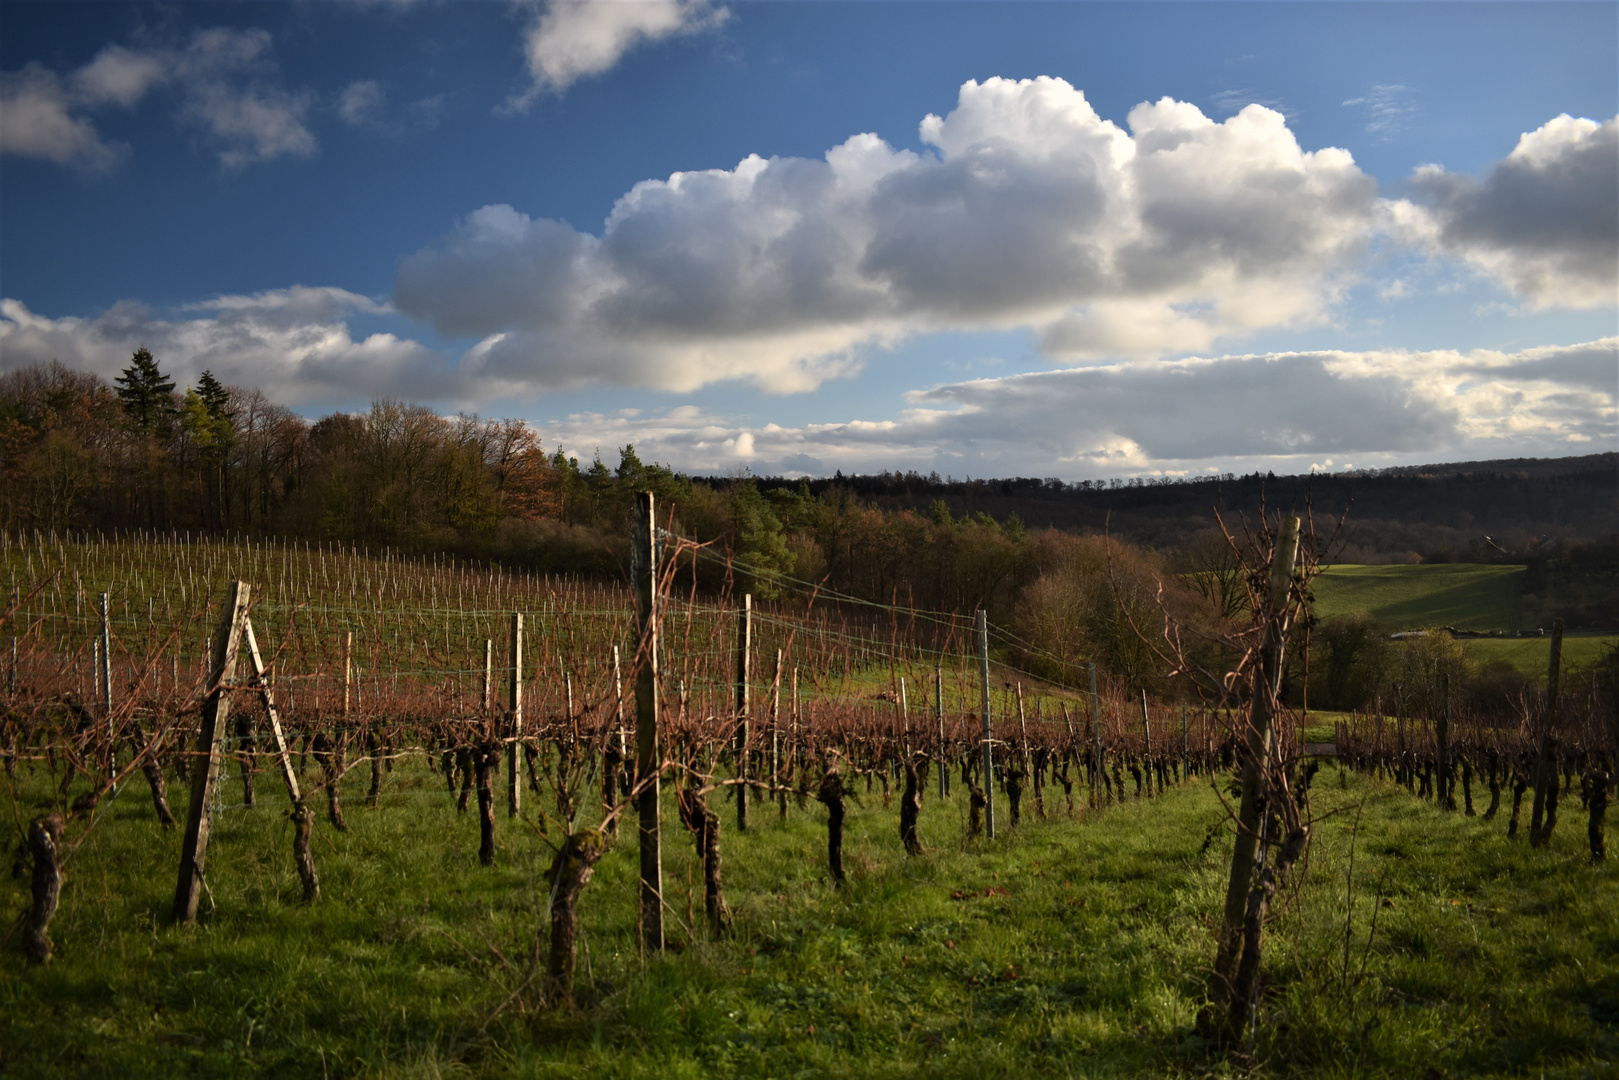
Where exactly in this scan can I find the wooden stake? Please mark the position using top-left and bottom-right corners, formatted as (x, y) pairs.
(978, 608), (994, 840)
(509, 613), (524, 818)
(173, 579), (251, 924)
(242, 616), (318, 902)
(633, 492), (663, 952)
(936, 664), (947, 799)
(735, 593), (751, 832)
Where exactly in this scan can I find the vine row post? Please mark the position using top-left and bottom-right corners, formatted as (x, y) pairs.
(634, 492), (663, 952)
(977, 608), (994, 840)
(173, 578), (251, 924)
(735, 593), (751, 833)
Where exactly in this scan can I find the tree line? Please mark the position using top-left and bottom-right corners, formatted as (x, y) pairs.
(3, 353), (1610, 705)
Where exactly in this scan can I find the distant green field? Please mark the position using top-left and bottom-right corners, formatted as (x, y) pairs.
(1312, 563), (1615, 677)
(1312, 563), (1525, 631)
(1461, 632), (1616, 677)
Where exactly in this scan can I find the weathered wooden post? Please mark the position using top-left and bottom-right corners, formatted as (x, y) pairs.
(791, 665), (801, 782)
(508, 613), (524, 818)
(242, 618), (319, 902)
(482, 638), (493, 714)
(1437, 672), (1453, 810)
(1211, 515), (1300, 1038)
(977, 608), (994, 839)
(1140, 689), (1152, 796)
(1180, 703), (1189, 783)
(99, 593), (113, 783)
(735, 593), (752, 832)
(773, 648), (786, 819)
(634, 492), (663, 952)
(173, 579), (251, 924)
(1089, 662), (1102, 807)
(936, 664), (948, 799)
(1530, 619), (1565, 847)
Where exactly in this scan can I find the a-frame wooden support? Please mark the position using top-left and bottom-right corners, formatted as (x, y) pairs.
(173, 581), (317, 923)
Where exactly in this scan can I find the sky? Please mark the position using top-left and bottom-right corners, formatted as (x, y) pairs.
(1, 0), (1615, 481)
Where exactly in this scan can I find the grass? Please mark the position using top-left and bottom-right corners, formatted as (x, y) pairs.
(2, 757), (1615, 1078)
(1312, 564), (1617, 678)
(1312, 564), (1526, 632)
(1461, 633), (1617, 679)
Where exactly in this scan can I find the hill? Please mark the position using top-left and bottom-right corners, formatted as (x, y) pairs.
(735, 452), (1619, 563)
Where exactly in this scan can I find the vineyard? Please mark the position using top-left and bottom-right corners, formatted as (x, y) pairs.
(1, 520), (1615, 1077)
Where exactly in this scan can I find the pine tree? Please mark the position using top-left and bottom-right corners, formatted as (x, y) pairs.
(114, 348), (176, 434)
(194, 369), (232, 424)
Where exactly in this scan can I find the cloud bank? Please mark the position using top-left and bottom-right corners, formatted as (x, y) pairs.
(538, 339), (1617, 478)
(401, 79), (1616, 397)
(402, 77), (1381, 392)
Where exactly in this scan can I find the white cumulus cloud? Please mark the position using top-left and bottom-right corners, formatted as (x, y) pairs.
(509, 0), (730, 105)
(400, 77), (1381, 393)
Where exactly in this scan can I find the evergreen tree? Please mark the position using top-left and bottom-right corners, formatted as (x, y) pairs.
(194, 369), (232, 424)
(114, 348), (176, 434)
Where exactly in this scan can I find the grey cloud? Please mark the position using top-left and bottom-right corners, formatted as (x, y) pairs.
(395, 206), (591, 337)
(538, 340), (1610, 480)
(0, 28), (316, 172)
(338, 80), (386, 126)
(1453, 340), (1618, 393)
(0, 64), (124, 171)
(0, 293), (452, 408)
(1405, 115), (1617, 307)
(910, 353), (1460, 461)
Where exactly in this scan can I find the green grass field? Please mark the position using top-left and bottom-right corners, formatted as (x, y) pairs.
(3, 758), (1614, 1078)
(1461, 633), (1617, 677)
(1312, 564), (1616, 678)
(1312, 564), (1526, 632)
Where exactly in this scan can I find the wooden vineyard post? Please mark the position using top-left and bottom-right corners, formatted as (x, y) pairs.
(1530, 618), (1565, 846)
(1437, 672), (1452, 810)
(343, 631), (352, 719)
(173, 579), (252, 924)
(978, 608), (995, 840)
(936, 665), (948, 799)
(1089, 663), (1102, 808)
(735, 593), (752, 832)
(99, 593), (113, 783)
(483, 639), (493, 714)
(1181, 703), (1189, 784)
(773, 648), (785, 819)
(1140, 689), (1152, 796)
(508, 613), (524, 818)
(791, 665), (801, 781)
(900, 676), (910, 757)
(242, 617), (320, 902)
(1212, 515), (1300, 1025)
(613, 644), (627, 759)
(633, 492), (663, 952)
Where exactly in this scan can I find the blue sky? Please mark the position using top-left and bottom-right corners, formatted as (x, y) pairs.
(2, 1), (1614, 479)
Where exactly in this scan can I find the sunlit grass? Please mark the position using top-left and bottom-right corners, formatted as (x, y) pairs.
(2, 756), (1613, 1078)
